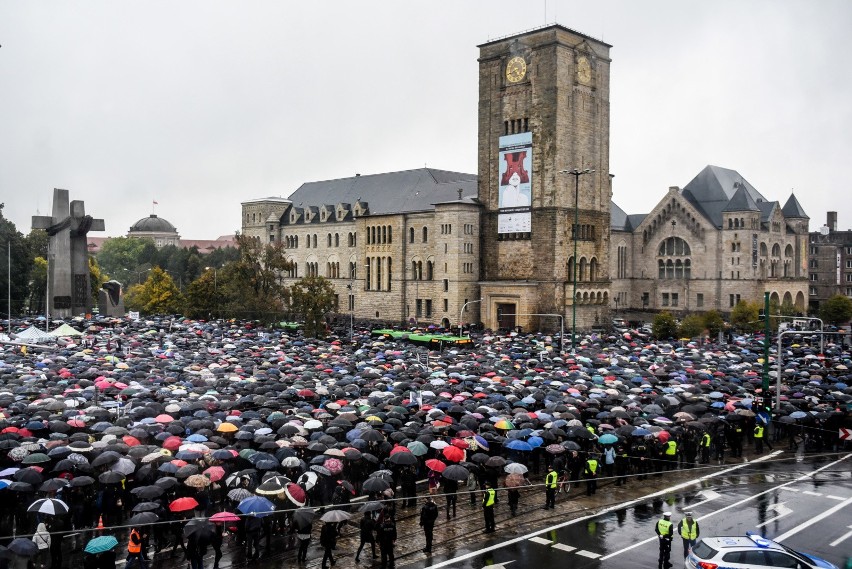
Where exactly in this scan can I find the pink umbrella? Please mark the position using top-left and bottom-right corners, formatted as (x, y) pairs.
(155, 414), (174, 424)
(210, 511), (240, 523)
(323, 458), (343, 475)
(203, 466), (225, 482)
(284, 483), (306, 507)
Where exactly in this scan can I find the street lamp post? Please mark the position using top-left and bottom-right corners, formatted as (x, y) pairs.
(459, 298), (483, 338)
(560, 168), (595, 352)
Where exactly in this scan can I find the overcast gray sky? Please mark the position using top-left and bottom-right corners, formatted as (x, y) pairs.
(2, 1), (850, 239)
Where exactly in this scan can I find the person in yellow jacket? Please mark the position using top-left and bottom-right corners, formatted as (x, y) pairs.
(754, 422), (773, 454)
(583, 453), (599, 496)
(655, 512), (674, 569)
(482, 481), (497, 533)
(543, 465), (558, 509)
(677, 511), (700, 558)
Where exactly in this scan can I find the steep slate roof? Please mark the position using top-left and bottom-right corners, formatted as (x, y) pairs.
(722, 184), (761, 212)
(286, 168), (478, 215)
(611, 202), (631, 231)
(680, 165), (767, 228)
(782, 193), (809, 219)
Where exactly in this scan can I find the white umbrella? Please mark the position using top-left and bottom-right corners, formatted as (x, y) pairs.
(27, 498), (69, 516)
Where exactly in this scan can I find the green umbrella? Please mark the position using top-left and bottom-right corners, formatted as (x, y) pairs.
(84, 536), (118, 554)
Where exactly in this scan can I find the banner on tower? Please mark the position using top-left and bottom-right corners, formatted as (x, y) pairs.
(497, 132), (532, 234)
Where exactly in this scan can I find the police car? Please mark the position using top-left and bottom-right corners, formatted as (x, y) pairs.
(684, 532), (838, 569)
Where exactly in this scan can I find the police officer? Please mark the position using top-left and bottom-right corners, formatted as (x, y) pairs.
(677, 511), (700, 558)
(543, 465), (558, 509)
(655, 512), (674, 569)
(664, 438), (678, 470)
(583, 453), (599, 496)
(699, 431), (711, 464)
(482, 482), (497, 533)
(754, 422), (772, 454)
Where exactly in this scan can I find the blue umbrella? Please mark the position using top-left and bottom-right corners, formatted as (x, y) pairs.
(237, 496), (275, 517)
(84, 536), (118, 554)
(527, 436), (544, 448)
(505, 440), (533, 452)
(631, 427), (651, 437)
(599, 433), (619, 445)
(789, 411), (808, 419)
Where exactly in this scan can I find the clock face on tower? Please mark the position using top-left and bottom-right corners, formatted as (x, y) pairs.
(577, 56), (592, 84)
(506, 56), (527, 83)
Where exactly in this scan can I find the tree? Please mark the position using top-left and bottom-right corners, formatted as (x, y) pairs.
(0, 205), (34, 318)
(89, 256), (108, 304)
(819, 294), (852, 326)
(182, 269), (225, 320)
(290, 275), (336, 339)
(652, 311), (678, 340)
(219, 235), (292, 321)
(124, 266), (183, 315)
(703, 310), (725, 337)
(678, 314), (705, 339)
(97, 237), (152, 287)
(730, 300), (760, 332)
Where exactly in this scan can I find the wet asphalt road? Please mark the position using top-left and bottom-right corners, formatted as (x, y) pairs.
(72, 450), (849, 569)
(418, 451), (851, 569)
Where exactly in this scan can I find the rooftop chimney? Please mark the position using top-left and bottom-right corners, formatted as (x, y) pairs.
(827, 211), (837, 232)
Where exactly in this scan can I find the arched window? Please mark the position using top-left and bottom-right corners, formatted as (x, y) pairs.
(579, 258), (587, 282)
(675, 259), (683, 279)
(589, 258), (598, 281)
(426, 260), (434, 280)
(387, 258), (392, 289)
(568, 257), (575, 280)
(657, 237), (691, 279)
(422, 227), (428, 242)
(666, 260), (674, 279)
(387, 226), (392, 243)
(334, 233), (339, 247)
(772, 243), (781, 257)
(409, 227), (415, 243)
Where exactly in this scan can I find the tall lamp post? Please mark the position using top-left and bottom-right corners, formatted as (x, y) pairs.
(560, 168), (595, 352)
(459, 298), (483, 338)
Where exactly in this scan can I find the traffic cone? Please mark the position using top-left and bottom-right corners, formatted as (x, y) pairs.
(97, 515), (104, 532)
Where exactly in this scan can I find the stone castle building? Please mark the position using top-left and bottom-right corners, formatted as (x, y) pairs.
(241, 24), (809, 331)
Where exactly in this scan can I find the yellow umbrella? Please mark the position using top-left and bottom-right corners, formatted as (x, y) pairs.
(216, 422), (238, 433)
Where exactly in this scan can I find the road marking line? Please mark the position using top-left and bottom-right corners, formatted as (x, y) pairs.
(425, 451), (785, 569)
(774, 494), (852, 543)
(528, 537), (552, 545)
(685, 489), (722, 509)
(576, 550), (601, 558)
(780, 487), (799, 492)
(826, 495), (845, 501)
(552, 543), (576, 552)
(599, 452), (849, 561)
(829, 525), (852, 548)
(802, 491), (822, 496)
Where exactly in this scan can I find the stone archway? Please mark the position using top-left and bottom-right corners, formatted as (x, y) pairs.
(795, 291), (805, 312)
(770, 291), (780, 305)
(782, 291), (793, 307)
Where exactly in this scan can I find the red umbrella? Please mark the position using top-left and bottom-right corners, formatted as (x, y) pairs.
(425, 459), (446, 473)
(284, 483), (306, 507)
(122, 436), (141, 447)
(442, 446), (465, 463)
(450, 439), (469, 449)
(169, 497), (199, 512)
(389, 445), (411, 456)
(163, 437), (183, 451)
(323, 458), (343, 475)
(155, 414), (174, 424)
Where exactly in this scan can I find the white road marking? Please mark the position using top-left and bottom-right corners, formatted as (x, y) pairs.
(780, 487), (799, 492)
(425, 451), (785, 569)
(481, 561), (515, 569)
(829, 525), (852, 548)
(826, 495), (845, 501)
(774, 495), (852, 543)
(552, 543), (576, 552)
(684, 489), (721, 509)
(599, 453), (849, 561)
(528, 537), (552, 545)
(756, 502), (793, 527)
(576, 550), (601, 558)
(802, 490), (822, 496)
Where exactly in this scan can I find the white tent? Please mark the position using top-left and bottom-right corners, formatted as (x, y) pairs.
(15, 326), (56, 344)
(50, 323), (83, 337)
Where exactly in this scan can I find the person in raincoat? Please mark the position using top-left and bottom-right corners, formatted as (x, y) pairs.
(354, 512), (376, 563)
(419, 497), (438, 553)
(32, 522), (51, 569)
(319, 521), (337, 569)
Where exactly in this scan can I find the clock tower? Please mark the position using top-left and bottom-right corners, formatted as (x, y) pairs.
(477, 25), (613, 334)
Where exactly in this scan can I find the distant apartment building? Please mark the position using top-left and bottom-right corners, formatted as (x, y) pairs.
(808, 211), (852, 311)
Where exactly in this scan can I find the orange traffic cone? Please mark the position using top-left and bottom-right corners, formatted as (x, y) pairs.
(97, 515), (104, 532)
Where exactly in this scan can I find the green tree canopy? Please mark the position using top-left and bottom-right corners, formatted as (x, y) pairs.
(819, 294), (852, 326)
(678, 314), (705, 339)
(290, 276), (336, 339)
(703, 310), (726, 337)
(96, 237), (151, 287)
(730, 300), (760, 332)
(124, 266), (183, 315)
(652, 311), (678, 340)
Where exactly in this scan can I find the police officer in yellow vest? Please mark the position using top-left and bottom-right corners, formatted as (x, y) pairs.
(677, 511), (700, 558)
(482, 481), (497, 533)
(583, 453), (599, 496)
(754, 422), (772, 454)
(655, 512), (674, 569)
(664, 439), (678, 470)
(699, 431), (711, 464)
(543, 465), (558, 509)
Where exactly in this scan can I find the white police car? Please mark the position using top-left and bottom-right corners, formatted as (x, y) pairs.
(685, 532), (838, 569)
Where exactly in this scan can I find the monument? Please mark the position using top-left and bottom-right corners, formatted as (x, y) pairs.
(32, 188), (105, 318)
(98, 280), (126, 317)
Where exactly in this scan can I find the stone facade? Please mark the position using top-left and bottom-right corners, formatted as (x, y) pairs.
(807, 211), (852, 311)
(477, 25), (613, 331)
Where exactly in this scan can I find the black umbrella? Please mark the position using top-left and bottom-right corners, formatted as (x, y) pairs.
(361, 477), (390, 494)
(128, 512), (159, 525)
(70, 476), (95, 487)
(292, 508), (316, 530)
(183, 518), (216, 539)
(8, 538), (38, 557)
(98, 471), (125, 485)
(387, 452), (417, 466)
(130, 486), (164, 500)
(442, 464), (470, 482)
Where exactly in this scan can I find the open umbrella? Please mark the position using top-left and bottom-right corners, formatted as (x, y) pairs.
(183, 518), (216, 539)
(320, 510), (351, 523)
(210, 511), (241, 523)
(442, 464), (470, 482)
(425, 459), (446, 472)
(284, 483), (306, 507)
(128, 512), (159, 525)
(237, 496), (275, 517)
(169, 497), (199, 512)
(504, 463), (528, 474)
(84, 536), (118, 554)
(27, 498), (69, 516)
(8, 538), (38, 557)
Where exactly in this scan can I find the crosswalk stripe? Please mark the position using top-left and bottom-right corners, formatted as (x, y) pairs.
(528, 537), (552, 545)
(552, 544), (576, 552)
(576, 550), (601, 558)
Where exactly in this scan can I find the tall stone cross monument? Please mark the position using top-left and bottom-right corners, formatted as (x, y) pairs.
(32, 188), (105, 318)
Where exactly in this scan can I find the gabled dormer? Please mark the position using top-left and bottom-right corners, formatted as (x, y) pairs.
(289, 207), (303, 225)
(319, 204), (334, 222)
(353, 200), (369, 217)
(336, 203), (351, 222)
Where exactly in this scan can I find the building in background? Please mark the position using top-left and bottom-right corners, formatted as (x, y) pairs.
(611, 166), (809, 315)
(86, 213), (236, 254)
(807, 211), (852, 312)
